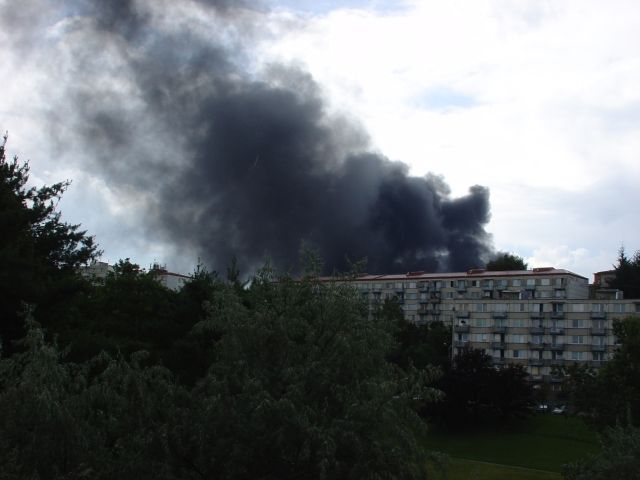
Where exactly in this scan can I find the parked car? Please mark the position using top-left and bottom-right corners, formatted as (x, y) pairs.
(552, 405), (567, 415)
(536, 404), (549, 412)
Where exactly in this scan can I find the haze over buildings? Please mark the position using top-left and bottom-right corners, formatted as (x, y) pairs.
(1, 0), (640, 276)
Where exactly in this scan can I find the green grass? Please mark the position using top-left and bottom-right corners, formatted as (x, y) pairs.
(423, 414), (600, 474)
(429, 458), (562, 480)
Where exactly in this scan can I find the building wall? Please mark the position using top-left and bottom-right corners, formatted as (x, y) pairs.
(347, 268), (640, 383)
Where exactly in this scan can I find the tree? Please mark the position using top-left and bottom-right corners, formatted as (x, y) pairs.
(562, 425), (640, 480)
(389, 319), (452, 372)
(177, 267), (441, 479)
(0, 134), (98, 353)
(428, 347), (533, 428)
(486, 252), (528, 271)
(563, 316), (640, 429)
(608, 246), (640, 299)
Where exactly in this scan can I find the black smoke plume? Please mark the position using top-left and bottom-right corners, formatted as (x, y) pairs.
(2, 0), (493, 273)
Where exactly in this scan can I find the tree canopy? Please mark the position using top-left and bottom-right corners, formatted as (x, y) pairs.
(608, 246), (640, 299)
(485, 252), (528, 271)
(0, 135), (98, 352)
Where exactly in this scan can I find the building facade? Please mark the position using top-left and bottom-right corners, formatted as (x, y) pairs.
(346, 267), (640, 384)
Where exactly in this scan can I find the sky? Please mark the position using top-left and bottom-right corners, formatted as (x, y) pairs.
(1, 0), (639, 279)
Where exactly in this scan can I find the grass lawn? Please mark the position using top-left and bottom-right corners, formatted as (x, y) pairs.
(429, 458), (562, 480)
(423, 414), (600, 474)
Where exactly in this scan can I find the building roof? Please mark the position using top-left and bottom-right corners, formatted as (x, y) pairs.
(323, 267), (588, 282)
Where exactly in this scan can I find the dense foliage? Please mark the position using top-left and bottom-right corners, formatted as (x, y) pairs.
(0, 135), (98, 353)
(563, 316), (640, 429)
(609, 247), (640, 299)
(0, 271), (441, 479)
(427, 347), (534, 428)
(485, 252), (528, 271)
(562, 425), (640, 480)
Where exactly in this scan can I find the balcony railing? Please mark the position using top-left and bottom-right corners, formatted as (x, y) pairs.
(590, 327), (606, 336)
(591, 344), (606, 352)
(530, 311), (545, 319)
(528, 342), (546, 350)
(454, 325), (470, 333)
(590, 311), (606, 319)
(549, 328), (564, 335)
(551, 312), (565, 319)
(491, 326), (507, 334)
(528, 359), (544, 367)
(456, 312), (470, 319)
(492, 312), (508, 319)
(549, 343), (565, 351)
(529, 326), (545, 335)
(491, 341), (506, 349)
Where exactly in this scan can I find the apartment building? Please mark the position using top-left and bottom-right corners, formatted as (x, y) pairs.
(347, 267), (640, 384)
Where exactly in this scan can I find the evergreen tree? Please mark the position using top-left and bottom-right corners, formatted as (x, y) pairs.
(0, 134), (97, 353)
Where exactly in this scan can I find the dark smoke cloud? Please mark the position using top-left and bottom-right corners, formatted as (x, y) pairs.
(3, 0), (494, 274)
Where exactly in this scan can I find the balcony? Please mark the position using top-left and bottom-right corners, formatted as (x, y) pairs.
(492, 311), (508, 320)
(457, 285), (467, 292)
(591, 344), (606, 352)
(454, 340), (470, 348)
(456, 312), (470, 319)
(528, 359), (544, 367)
(549, 328), (564, 335)
(491, 326), (507, 334)
(418, 284), (429, 293)
(528, 342), (546, 350)
(529, 326), (545, 335)
(590, 327), (606, 336)
(590, 311), (606, 319)
(551, 312), (565, 319)
(454, 325), (470, 333)
(491, 341), (506, 349)
(530, 311), (545, 320)
(549, 343), (565, 351)
(548, 359), (565, 367)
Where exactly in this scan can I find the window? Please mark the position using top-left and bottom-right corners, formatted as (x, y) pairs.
(593, 352), (604, 361)
(511, 318), (527, 328)
(471, 280), (480, 287)
(408, 282), (416, 289)
(571, 335), (584, 344)
(571, 319), (586, 328)
(572, 304), (585, 313)
(531, 303), (544, 313)
(445, 292), (454, 299)
(395, 282), (403, 290)
(553, 303), (564, 313)
(592, 303), (603, 312)
(494, 303), (507, 312)
(510, 334), (526, 343)
(512, 279), (522, 287)
(531, 335), (543, 344)
(554, 278), (564, 287)
(526, 279), (536, 287)
(474, 333), (489, 342)
(540, 278), (551, 286)
(570, 351), (584, 361)
(406, 292), (417, 300)
(470, 291), (481, 299)
(476, 303), (488, 312)
(474, 318), (488, 327)
(613, 303), (625, 313)
(513, 349), (521, 358)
